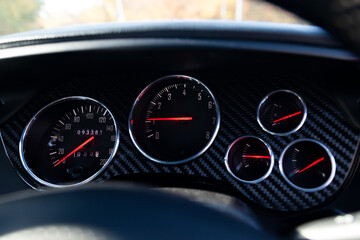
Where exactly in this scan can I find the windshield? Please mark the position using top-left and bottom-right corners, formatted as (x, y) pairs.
(0, 0), (307, 36)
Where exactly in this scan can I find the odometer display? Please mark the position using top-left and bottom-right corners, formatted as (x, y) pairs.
(129, 75), (220, 164)
(20, 96), (120, 188)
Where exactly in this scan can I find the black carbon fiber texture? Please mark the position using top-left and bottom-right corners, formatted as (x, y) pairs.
(1, 72), (358, 212)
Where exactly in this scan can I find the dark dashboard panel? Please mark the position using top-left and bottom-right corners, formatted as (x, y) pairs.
(0, 59), (358, 212)
(0, 22), (359, 215)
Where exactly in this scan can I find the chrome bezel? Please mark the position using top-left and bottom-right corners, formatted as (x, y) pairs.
(224, 136), (274, 184)
(279, 138), (336, 192)
(128, 75), (221, 165)
(257, 89), (307, 136)
(19, 96), (120, 188)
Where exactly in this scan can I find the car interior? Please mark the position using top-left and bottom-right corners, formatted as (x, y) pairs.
(0, 0), (360, 239)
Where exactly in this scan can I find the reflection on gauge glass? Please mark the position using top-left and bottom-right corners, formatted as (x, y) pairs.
(225, 136), (274, 183)
(279, 139), (336, 192)
(129, 75), (220, 164)
(257, 90), (307, 135)
(19, 96), (120, 188)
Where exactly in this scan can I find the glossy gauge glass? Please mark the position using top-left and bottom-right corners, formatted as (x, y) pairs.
(129, 75), (220, 164)
(279, 139), (336, 192)
(225, 136), (274, 183)
(257, 90), (307, 136)
(19, 96), (120, 188)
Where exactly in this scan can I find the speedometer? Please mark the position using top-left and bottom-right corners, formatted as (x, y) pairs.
(129, 75), (220, 164)
(19, 96), (120, 188)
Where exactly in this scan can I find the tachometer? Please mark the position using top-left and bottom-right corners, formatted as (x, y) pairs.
(129, 75), (220, 164)
(19, 96), (120, 188)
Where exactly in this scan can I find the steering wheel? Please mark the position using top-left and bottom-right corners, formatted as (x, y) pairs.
(0, 184), (276, 240)
(268, 0), (360, 54)
(0, 1), (358, 239)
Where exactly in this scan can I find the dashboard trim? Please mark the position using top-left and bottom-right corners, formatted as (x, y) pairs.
(0, 38), (357, 62)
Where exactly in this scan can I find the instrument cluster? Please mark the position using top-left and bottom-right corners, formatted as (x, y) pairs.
(18, 75), (336, 191)
(1, 73), (357, 212)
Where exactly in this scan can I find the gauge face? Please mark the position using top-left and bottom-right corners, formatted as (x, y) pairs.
(19, 96), (120, 188)
(279, 139), (336, 192)
(257, 90), (307, 135)
(129, 75), (220, 164)
(225, 136), (274, 183)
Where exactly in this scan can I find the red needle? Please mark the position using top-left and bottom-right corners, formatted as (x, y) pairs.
(242, 155), (270, 159)
(298, 157), (325, 173)
(54, 136), (94, 167)
(147, 117), (193, 121)
(273, 111), (302, 123)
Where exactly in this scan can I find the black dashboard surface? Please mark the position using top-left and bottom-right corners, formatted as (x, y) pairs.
(0, 22), (359, 219)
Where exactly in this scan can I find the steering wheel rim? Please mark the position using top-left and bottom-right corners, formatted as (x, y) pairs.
(0, 184), (277, 240)
(266, 0), (360, 55)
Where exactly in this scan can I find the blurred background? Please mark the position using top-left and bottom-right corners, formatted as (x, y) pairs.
(0, 0), (306, 36)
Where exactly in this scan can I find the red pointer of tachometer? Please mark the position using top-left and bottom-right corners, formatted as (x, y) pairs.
(54, 136), (94, 167)
(298, 157), (325, 173)
(147, 117), (193, 121)
(242, 155), (270, 159)
(272, 111), (302, 123)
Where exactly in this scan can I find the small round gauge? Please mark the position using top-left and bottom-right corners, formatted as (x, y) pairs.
(257, 90), (307, 135)
(225, 136), (274, 183)
(19, 96), (120, 188)
(279, 139), (336, 192)
(129, 75), (220, 164)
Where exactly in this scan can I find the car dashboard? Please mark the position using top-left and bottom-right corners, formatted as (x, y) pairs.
(0, 21), (360, 237)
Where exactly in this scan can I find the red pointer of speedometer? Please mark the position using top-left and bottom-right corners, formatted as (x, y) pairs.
(273, 111), (302, 123)
(298, 157), (325, 173)
(54, 136), (94, 167)
(147, 117), (193, 121)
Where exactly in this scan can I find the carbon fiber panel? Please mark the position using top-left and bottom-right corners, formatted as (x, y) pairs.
(1, 72), (358, 212)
